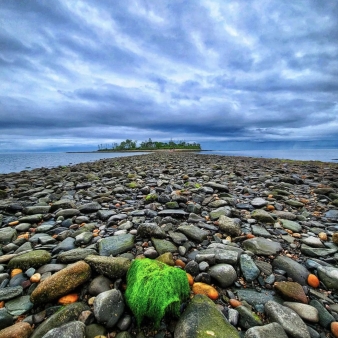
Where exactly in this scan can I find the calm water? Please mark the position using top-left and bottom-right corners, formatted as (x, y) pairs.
(0, 149), (337, 174)
(0, 152), (149, 174)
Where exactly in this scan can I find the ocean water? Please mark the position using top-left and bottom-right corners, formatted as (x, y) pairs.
(208, 149), (338, 163)
(0, 152), (149, 174)
(0, 149), (337, 174)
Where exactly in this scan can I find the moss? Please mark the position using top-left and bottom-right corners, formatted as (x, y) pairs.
(128, 182), (138, 188)
(125, 258), (190, 328)
(145, 194), (158, 203)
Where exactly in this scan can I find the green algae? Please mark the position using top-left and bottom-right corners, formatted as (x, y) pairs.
(125, 258), (190, 328)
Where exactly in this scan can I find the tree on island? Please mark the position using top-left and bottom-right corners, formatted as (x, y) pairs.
(97, 138), (201, 151)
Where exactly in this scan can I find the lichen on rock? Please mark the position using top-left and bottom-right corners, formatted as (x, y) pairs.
(124, 258), (190, 328)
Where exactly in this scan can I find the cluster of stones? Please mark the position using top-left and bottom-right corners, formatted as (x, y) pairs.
(0, 153), (337, 338)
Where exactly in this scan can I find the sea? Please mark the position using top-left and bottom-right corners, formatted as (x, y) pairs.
(0, 149), (337, 174)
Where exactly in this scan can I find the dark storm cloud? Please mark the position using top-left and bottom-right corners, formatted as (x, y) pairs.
(0, 0), (337, 151)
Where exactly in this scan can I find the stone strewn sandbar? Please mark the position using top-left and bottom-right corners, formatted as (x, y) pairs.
(0, 153), (338, 337)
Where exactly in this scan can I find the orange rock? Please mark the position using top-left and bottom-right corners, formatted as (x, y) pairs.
(331, 322), (338, 338)
(246, 234), (255, 239)
(192, 282), (219, 300)
(229, 299), (242, 308)
(30, 273), (41, 283)
(8, 221), (19, 226)
(0, 301), (4, 308)
(57, 293), (79, 305)
(266, 205), (275, 211)
(307, 274), (320, 288)
(11, 269), (22, 278)
(186, 273), (194, 286)
(318, 232), (327, 241)
(17, 233), (29, 240)
(175, 259), (186, 268)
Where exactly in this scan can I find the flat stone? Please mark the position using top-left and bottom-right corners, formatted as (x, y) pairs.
(0, 228), (17, 245)
(151, 238), (177, 255)
(283, 302), (319, 322)
(5, 296), (33, 315)
(8, 250), (51, 270)
(272, 255), (309, 285)
(265, 300), (310, 338)
(24, 206), (51, 215)
(55, 209), (80, 218)
(251, 209), (275, 223)
(0, 286), (23, 301)
(236, 305), (263, 329)
(18, 214), (43, 223)
(309, 299), (335, 328)
(317, 265), (338, 290)
(50, 199), (76, 212)
(251, 225), (272, 237)
(52, 237), (76, 255)
(96, 210), (116, 220)
(274, 281), (308, 304)
(209, 206), (231, 220)
(217, 215), (241, 237)
(243, 237), (282, 256)
(273, 211), (297, 220)
(285, 199), (304, 207)
(244, 322), (288, 338)
(137, 223), (166, 239)
(204, 182), (229, 192)
(0, 322), (33, 338)
(30, 261), (91, 304)
(98, 234), (134, 256)
(85, 255), (131, 279)
(88, 275), (112, 296)
(0, 308), (13, 330)
(157, 209), (187, 217)
(300, 244), (337, 257)
(39, 321), (86, 338)
(168, 231), (188, 245)
(240, 254), (260, 282)
(177, 225), (208, 243)
(251, 197), (268, 208)
(324, 210), (338, 220)
(174, 294), (240, 338)
(280, 219), (302, 233)
(78, 202), (101, 213)
(57, 248), (98, 263)
(301, 236), (325, 248)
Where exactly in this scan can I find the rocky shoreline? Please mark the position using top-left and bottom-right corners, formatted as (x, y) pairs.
(0, 152), (337, 338)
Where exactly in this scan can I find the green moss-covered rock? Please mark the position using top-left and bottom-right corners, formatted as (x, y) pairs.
(8, 250), (51, 270)
(125, 258), (190, 328)
(174, 294), (240, 338)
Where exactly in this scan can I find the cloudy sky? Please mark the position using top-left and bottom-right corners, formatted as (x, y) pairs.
(1, 0), (338, 152)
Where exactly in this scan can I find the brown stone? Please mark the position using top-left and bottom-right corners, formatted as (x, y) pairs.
(332, 233), (338, 245)
(0, 322), (33, 338)
(274, 281), (308, 304)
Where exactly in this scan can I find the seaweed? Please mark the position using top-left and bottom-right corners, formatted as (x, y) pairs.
(125, 258), (190, 328)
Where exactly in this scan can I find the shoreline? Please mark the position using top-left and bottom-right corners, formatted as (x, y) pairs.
(0, 152), (338, 336)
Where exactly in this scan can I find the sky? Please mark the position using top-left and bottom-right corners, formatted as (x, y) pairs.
(1, 0), (338, 152)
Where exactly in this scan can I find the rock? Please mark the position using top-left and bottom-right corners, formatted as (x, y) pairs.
(137, 223), (166, 239)
(244, 322), (288, 338)
(209, 206), (231, 220)
(309, 299), (335, 328)
(50, 199), (76, 212)
(209, 264), (237, 288)
(265, 300), (310, 338)
(331, 322), (338, 338)
(78, 202), (101, 213)
(273, 211), (297, 220)
(0, 308), (13, 330)
(236, 305), (263, 329)
(174, 294), (240, 338)
(251, 225), (272, 237)
(151, 238), (177, 255)
(8, 250), (51, 270)
(325, 210), (338, 220)
(30, 302), (89, 338)
(240, 254), (260, 282)
(243, 237), (282, 256)
(272, 255), (309, 285)
(0, 286), (23, 301)
(30, 261), (91, 304)
(301, 244), (337, 257)
(85, 324), (107, 338)
(0, 228), (17, 245)
(57, 248), (98, 263)
(93, 289), (125, 328)
(251, 197), (268, 208)
(55, 209), (80, 218)
(283, 302), (319, 322)
(0, 322), (33, 338)
(19, 214), (43, 223)
(98, 234), (134, 256)
(85, 255), (131, 279)
(156, 252), (175, 266)
(317, 265), (338, 290)
(285, 199), (304, 207)
(217, 215), (241, 237)
(39, 321), (86, 338)
(25, 206), (51, 215)
(251, 209), (275, 223)
(5, 295), (33, 315)
(274, 282), (308, 303)
(280, 219), (302, 233)
(177, 225), (208, 243)
(89, 275), (112, 296)
(52, 237), (76, 255)
(157, 209), (187, 217)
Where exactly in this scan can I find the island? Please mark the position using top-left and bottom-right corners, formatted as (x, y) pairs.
(97, 138), (201, 152)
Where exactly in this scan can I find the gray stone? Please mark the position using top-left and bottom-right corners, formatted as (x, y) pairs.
(151, 238), (177, 255)
(50, 199), (76, 212)
(209, 206), (231, 220)
(300, 244), (337, 257)
(168, 231), (188, 245)
(85, 255), (131, 279)
(98, 234), (134, 256)
(272, 255), (309, 285)
(240, 254), (260, 282)
(236, 305), (263, 329)
(273, 211), (297, 220)
(19, 214), (43, 223)
(55, 209), (80, 218)
(93, 289), (124, 329)
(204, 182), (229, 192)
(40, 321), (86, 338)
(157, 209), (187, 217)
(283, 302), (319, 323)
(309, 299), (335, 328)
(88, 275), (112, 296)
(0, 286), (23, 301)
(75, 232), (93, 245)
(78, 202), (101, 213)
(251, 197), (268, 208)
(301, 236), (325, 248)
(0, 308), (13, 330)
(243, 237), (282, 256)
(52, 237), (76, 255)
(325, 209), (338, 220)
(317, 265), (338, 290)
(5, 295), (33, 315)
(0, 227), (17, 245)
(57, 248), (98, 263)
(174, 294), (240, 338)
(177, 225), (208, 243)
(209, 264), (237, 288)
(251, 209), (275, 223)
(217, 215), (241, 237)
(25, 206), (51, 215)
(251, 225), (272, 237)
(137, 223), (166, 239)
(265, 301), (310, 338)
(285, 199), (304, 207)
(30, 302), (89, 338)
(96, 209), (116, 220)
(280, 219), (302, 233)
(244, 322), (288, 338)
(85, 324), (107, 338)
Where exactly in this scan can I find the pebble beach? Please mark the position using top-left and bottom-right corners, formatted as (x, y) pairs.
(0, 152), (338, 338)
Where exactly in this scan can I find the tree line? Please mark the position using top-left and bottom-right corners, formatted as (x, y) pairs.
(97, 138), (201, 151)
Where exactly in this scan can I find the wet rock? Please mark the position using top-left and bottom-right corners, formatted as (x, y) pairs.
(243, 237), (282, 256)
(8, 250), (51, 270)
(0, 286), (23, 301)
(98, 234), (134, 256)
(137, 223), (166, 239)
(40, 321), (86, 338)
(217, 215), (241, 237)
(209, 206), (231, 220)
(283, 302), (319, 322)
(309, 299), (335, 328)
(251, 197), (268, 208)
(88, 275), (112, 296)
(251, 209), (275, 223)
(240, 254), (260, 282)
(209, 264), (237, 287)
(244, 322), (288, 338)
(5, 295), (33, 315)
(317, 265), (338, 290)
(151, 238), (177, 255)
(280, 219), (302, 233)
(177, 225), (208, 243)
(0, 322), (33, 338)
(274, 282), (308, 304)
(236, 305), (263, 329)
(0, 228), (17, 245)
(57, 248), (98, 263)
